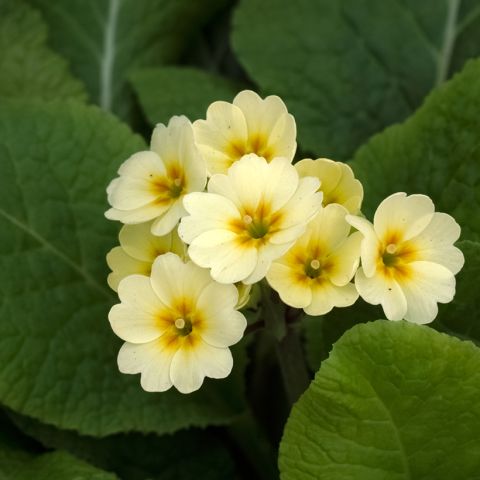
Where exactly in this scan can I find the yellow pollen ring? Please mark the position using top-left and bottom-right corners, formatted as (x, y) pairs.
(173, 178), (182, 187)
(174, 318), (185, 329)
(243, 214), (253, 225)
(386, 243), (397, 254)
(310, 259), (320, 270)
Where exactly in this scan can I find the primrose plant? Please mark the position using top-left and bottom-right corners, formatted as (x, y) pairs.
(105, 90), (464, 395)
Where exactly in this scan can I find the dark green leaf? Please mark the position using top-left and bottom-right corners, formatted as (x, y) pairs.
(233, 0), (480, 159)
(0, 99), (246, 436)
(0, 0), (86, 101)
(130, 66), (240, 126)
(29, 0), (229, 119)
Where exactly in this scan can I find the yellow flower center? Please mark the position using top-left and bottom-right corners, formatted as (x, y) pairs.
(231, 203), (282, 245)
(174, 317), (192, 336)
(226, 133), (274, 164)
(378, 233), (419, 280)
(305, 259), (322, 279)
(150, 165), (185, 204)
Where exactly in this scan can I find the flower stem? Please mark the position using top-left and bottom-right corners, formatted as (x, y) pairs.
(260, 281), (311, 405)
(275, 323), (311, 406)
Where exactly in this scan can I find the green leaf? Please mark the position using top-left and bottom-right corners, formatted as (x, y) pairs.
(0, 422), (117, 480)
(351, 58), (480, 241)
(232, 0), (480, 159)
(280, 320), (480, 479)
(0, 99), (246, 436)
(303, 301), (381, 373)
(28, 0), (229, 119)
(10, 413), (237, 480)
(130, 66), (241, 126)
(433, 240), (480, 343)
(0, 0), (86, 101)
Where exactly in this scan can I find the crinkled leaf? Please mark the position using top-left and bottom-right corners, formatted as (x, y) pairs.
(0, 99), (246, 436)
(130, 66), (240, 125)
(28, 0), (229, 119)
(10, 413), (236, 480)
(0, 0), (86, 101)
(352, 58), (480, 241)
(280, 320), (480, 479)
(233, 0), (480, 158)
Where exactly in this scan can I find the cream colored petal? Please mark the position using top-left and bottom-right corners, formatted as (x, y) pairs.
(305, 282), (358, 316)
(266, 113), (297, 161)
(189, 237), (257, 284)
(263, 156), (299, 210)
(150, 254), (212, 306)
(150, 116), (191, 164)
(346, 215), (379, 278)
(409, 212), (464, 274)
(108, 176), (159, 211)
(227, 154), (267, 211)
(117, 150), (166, 179)
(401, 261), (456, 324)
(105, 200), (170, 224)
(268, 223), (306, 245)
(169, 345), (205, 393)
(109, 275), (167, 343)
(106, 246), (150, 291)
(295, 158), (341, 195)
(151, 200), (186, 236)
(328, 231), (362, 286)
(193, 344), (233, 380)
(180, 192), (239, 243)
(197, 145), (235, 177)
(207, 173), (243, 207)
(373, 192), (435, 241)
(279, 176), (322, 229)
(119, 222), (156, 261)
(198, 284), (246, 346)
(117, 340), (175, 392)
(267, 263), (312, 308)
(200, 310), (246, 348)
(334, 164), (364, 214)
(314, 204), (351, 251)
(355, 268), (407, 321)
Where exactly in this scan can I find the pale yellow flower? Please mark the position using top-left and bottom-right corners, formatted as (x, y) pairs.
(106, 221), (185, 291)
(109, 253), (246, 394)
(193, 90), (296, 175)
(178, 154), (322, 284)
(347, 192), (464, 324)
(295, 158), (363, 214)
(105, 116), (206, 235)
(267, 204), (362, 315)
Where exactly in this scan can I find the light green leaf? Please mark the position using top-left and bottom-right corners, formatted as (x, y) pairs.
(351, 58), (480, 241)
(232, 0), (480, 159)
(433, 240), (480, 342)
(0, 0), (86, 101)
(130, 66), (240, 126)
(10, 413), (237, 480)
(280, 320), (480, 479)
(0, 99), (246, 436)
(28, 0), (229, 119)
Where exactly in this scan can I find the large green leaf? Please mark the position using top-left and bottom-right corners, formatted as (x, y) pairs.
(10, 413), (237, 480)
(0, 0), (86, 101)
(0, 99), (246, 436)
(280, 320), (480, 479)
(232, 0), (480, 159)
(351, 58), (480, 241)
(0, 422), (117, 480)
(130, 66), (240, 126)
(28, 0), (229, 119)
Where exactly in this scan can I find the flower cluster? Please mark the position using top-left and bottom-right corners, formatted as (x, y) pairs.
(106, 90), (464, 393)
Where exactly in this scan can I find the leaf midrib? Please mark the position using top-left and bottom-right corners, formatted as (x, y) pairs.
(0, 206), (112, 299)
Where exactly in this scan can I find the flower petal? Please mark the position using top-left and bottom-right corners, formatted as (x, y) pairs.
(355, 268), (407, 320)
(306, 282), (358, 316)
(267, 263), (312, 308)
(106, 246), (150, 291)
